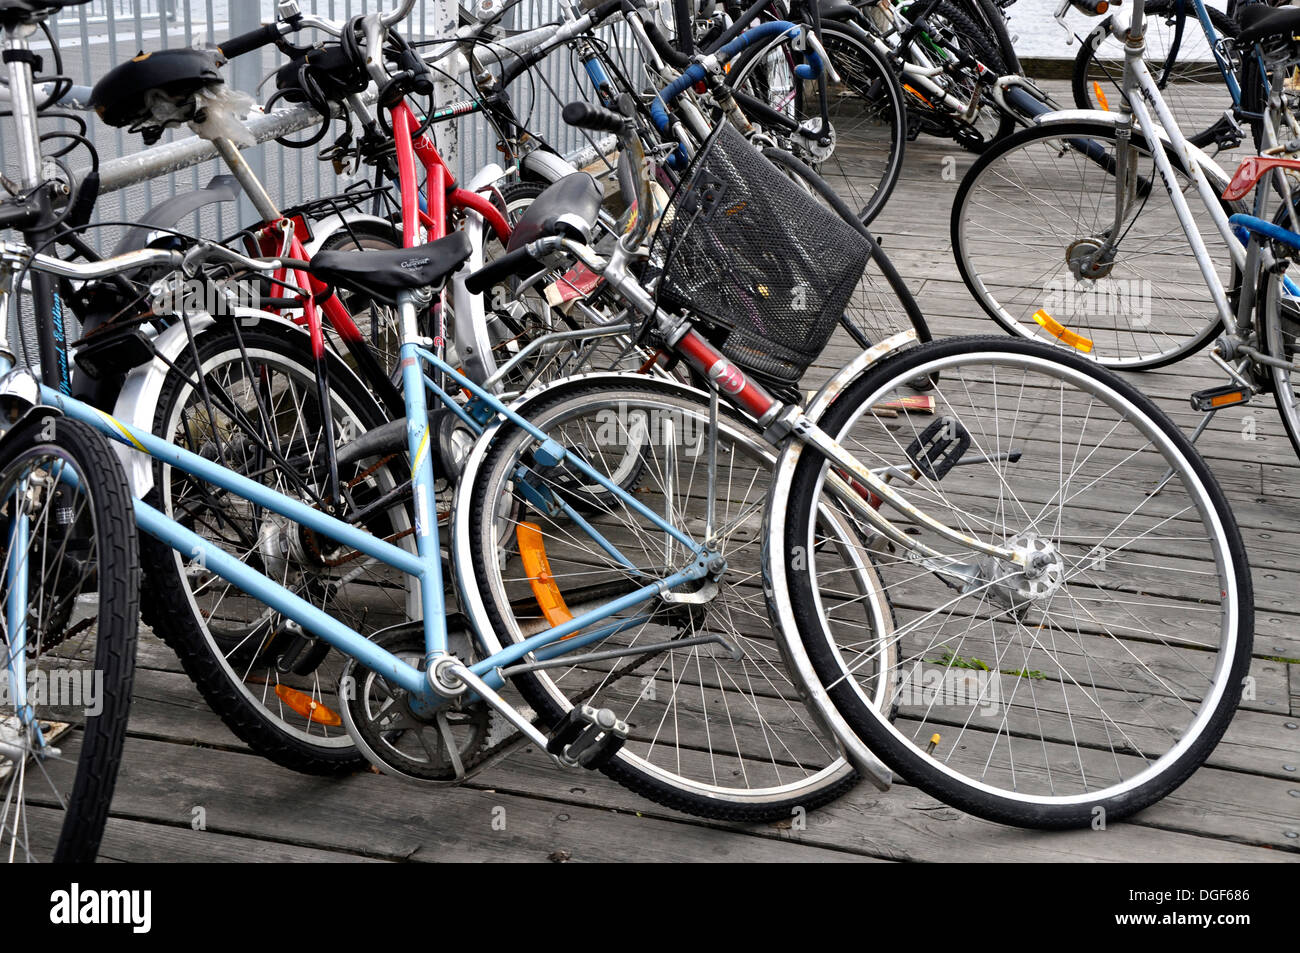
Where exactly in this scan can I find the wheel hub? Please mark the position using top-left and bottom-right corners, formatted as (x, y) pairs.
(1066, 237), (1116, 281)
(797, 118), (836, 164)
(975, 532), (1066, 614)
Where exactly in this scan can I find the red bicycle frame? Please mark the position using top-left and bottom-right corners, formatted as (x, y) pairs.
(252, 97), (512, 388)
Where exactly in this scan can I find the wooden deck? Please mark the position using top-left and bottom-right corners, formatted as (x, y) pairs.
(108, 80), (1299, 863)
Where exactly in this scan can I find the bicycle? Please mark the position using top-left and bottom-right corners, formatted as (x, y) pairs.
(4, 1), (1252, 839)
(1070, 0), (1247, 151)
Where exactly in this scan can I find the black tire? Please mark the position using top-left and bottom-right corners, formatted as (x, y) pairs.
(951, 118), (1238, 369)
(729, 24), (908, 225)
(782, 336), (1253, 828)
(462, 378), (861, 821)
(921, 0), (1015, 152)
(0, 415), (138, 862)
(139, 325), (413, 776)
(1072, 0), (1238, 149)
(954, 0), (1020, 75)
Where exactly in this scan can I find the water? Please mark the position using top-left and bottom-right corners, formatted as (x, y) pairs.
(1005, 0), (1232, 59)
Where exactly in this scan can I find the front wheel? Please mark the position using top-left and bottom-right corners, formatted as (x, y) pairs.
(952, 119), (1235, 369)
(0, 415), (139, 861)
(457, 378), (880, 821)
(777, 336), (1252, 828)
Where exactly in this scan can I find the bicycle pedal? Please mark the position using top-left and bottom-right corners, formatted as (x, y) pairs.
(546, 705), (628, 770)
(1190, 384), (1251, 412)
(904, 415), (971, 481)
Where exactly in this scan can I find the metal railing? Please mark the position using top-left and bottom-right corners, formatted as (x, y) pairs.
(1, 0), (643, 253)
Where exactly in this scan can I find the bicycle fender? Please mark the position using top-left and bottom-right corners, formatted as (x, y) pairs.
(301, 212), (398, 256)
(109, 309), (308, 498)
(452, 162), (508, 387)
(110, 176), (242, 256)
(521, 149), (581, 185)
(1026, 109), (1235, 193)
(0, 367), (62, 448)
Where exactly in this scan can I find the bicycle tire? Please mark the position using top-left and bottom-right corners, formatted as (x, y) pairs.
(139, 325), (413, 775)
(777, 335), (1252, 828)
(0, 414), (138, 862)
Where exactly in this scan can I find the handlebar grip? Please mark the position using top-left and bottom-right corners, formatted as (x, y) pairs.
(1069, 0), (1110, 15)
(464, 247), (540, 295)
(562, 100), (627, 134)
(642, 19), (691, 68)
(218, 22), (284, 60)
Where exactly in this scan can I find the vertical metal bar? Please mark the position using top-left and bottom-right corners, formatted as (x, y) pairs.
(228, 0), (266, 228)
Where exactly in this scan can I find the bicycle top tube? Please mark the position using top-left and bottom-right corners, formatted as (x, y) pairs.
(649, 20), (817, 132)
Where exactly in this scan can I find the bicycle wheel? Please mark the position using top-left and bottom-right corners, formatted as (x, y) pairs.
(728, 24), (907, 225)
(1073, 0), (1238, 150)
(139, 324), (416, 775)
(318, 219), (404, 378)
(762, 146), (930, 355)
(776, 336), (1252, 828)
(912, 0), (1015, 152)
(1259, 262), (1300, 461)
(952, 119), (1236, 369)
(954, 0), (1020, 74)
(457, 377), (889, 821)
(0, 415), (138, 862)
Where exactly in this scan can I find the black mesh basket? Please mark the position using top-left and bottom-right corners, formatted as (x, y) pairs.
(656, 122), (871, 391)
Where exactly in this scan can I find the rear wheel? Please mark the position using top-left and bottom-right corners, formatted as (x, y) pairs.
(0, 415), (138, 862)
(139, 325), (415, 775)
(459, 378), (881, 821)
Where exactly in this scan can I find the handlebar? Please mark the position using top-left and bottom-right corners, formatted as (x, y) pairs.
(562, 100), (627, 134)
(220, 0), (417, 58)
(218, 21), (289, 60)
(649, 20), (806, 132)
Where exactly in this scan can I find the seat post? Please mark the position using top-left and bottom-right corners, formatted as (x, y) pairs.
(212, 136), (282, 223)
(394, 286), (448, 662)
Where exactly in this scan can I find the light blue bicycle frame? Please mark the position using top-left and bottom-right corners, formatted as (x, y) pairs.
(1, 289), (713, 717)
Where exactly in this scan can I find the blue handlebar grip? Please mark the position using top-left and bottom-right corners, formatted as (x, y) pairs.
(794, 44), (822, 80)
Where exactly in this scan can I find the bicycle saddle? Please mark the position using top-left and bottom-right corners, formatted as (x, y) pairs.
(1237, 5), (1300, 46)
(0, 0), (91, 19)
(506, 173), (603, 252)
(90, 48), (226, 144)
(815, 0), (859, 22)
(309, 231), (473, 304)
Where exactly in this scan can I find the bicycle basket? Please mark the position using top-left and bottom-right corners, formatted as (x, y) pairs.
(656, 122), (870, 392)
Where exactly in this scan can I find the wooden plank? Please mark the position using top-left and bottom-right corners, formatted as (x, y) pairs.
(94, 737), (875, 863)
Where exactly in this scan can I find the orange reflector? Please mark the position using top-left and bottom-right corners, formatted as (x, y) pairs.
(1210, 390), (1247, 408)
(274, 684), (342, 727)
(1033, 309), (1094, 353)
(516, 522), (574, 629)
(903, 83), (933, 108)
(1092, 80), (1110, 113)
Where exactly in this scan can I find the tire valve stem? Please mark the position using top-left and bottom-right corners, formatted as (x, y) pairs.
(926, 733), (941, 755)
